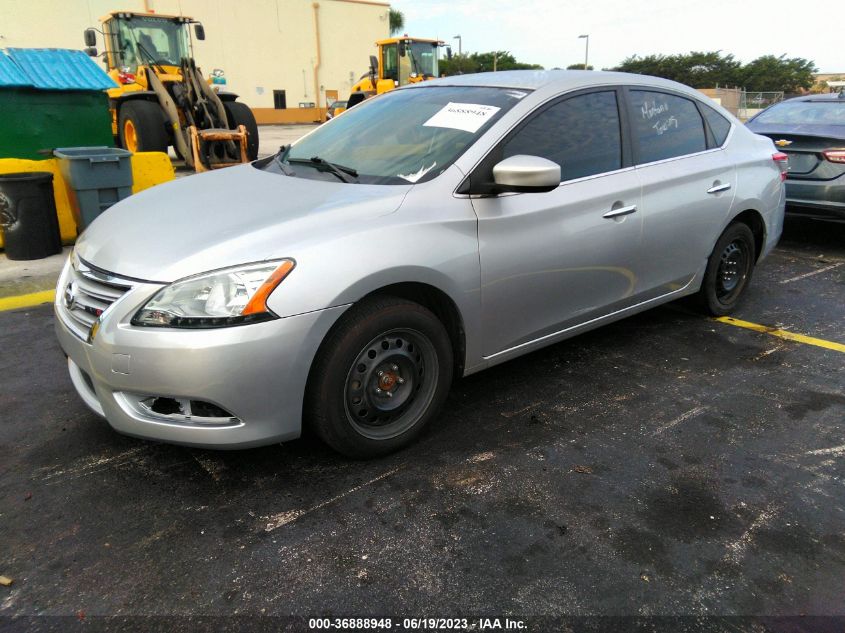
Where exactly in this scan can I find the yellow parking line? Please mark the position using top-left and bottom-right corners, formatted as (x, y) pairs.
(715, 316), (845, 353)
(0, 289), (55, 313)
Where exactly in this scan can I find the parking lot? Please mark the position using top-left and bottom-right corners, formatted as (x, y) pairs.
(0, 215), (842, 627)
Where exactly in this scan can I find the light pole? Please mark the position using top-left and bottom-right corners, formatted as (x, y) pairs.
(453, 35), (462, 73)
(578, 34), (589, 70)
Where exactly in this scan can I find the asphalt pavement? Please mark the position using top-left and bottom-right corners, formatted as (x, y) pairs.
(0, 217), (843, 630)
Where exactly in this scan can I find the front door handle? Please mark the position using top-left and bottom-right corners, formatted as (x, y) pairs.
(707, 183), (731, 194)
(603, 204), (637, 219)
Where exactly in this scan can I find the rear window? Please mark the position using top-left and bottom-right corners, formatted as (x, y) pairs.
(701, 103), (732, 146)
(628, 90), (707, 163)
(753, 100), (845, 126)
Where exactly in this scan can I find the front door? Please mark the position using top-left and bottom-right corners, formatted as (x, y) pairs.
(471, 89), (645, 357)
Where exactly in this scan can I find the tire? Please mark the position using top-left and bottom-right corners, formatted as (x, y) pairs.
(305, 296), (454, 458)
(118, 101), (168, 153)
(223, 101), (259, 161)
(346, 91), (367, 109)
(697, 222), (756, 316)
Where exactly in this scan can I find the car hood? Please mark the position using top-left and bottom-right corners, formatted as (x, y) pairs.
(75, 164), (412, 282)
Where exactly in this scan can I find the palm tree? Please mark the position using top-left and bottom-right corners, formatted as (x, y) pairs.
(389, 9), (405, 36)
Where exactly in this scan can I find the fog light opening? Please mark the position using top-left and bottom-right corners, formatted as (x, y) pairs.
(190, 400), (234, 418)
(150, 397), (184, 416)
(133, 394), (240, 426)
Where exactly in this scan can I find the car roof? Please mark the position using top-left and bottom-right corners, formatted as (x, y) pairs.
(404, 69), (700, 94)
(779, 93), (845, 104)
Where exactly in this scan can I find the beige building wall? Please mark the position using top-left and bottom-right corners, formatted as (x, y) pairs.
(0, 0), (390, 108)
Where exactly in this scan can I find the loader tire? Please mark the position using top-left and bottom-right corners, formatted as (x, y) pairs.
(224, 101), (259, 161)
(118, 101), (169, 154)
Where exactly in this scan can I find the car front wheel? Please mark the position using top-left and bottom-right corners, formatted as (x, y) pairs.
(698, 222), (756, 316)
(306, 296), (453, 458)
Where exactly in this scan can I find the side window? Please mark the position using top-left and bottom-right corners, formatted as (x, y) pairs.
(382, 44), (398, 82)
(503, 91), (622, 182)
(628, 90), (707, 163)
(700, 102), (732, 147)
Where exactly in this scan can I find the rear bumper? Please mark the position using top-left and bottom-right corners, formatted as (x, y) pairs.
(785, 175), (845, 220)
(54, 271), (348, 448)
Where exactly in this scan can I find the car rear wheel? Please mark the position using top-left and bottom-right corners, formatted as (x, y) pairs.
(306, 296), (453, 458)
(118, 101), (168, 154)
(697, 222), (756, 316)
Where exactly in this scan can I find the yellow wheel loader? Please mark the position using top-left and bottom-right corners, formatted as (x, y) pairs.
(343, 37), (448, 111)
(84, 11), (258, 172)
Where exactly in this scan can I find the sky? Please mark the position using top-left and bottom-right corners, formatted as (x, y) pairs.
(398, 0), (841, 74)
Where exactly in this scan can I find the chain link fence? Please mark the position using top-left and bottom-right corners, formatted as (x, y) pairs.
(739, 92), (784, 121)
(698, 88), (784, 121)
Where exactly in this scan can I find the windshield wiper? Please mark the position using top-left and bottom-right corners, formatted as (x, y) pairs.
(273, 145), (294, 176)
(288, 156), (358, 183)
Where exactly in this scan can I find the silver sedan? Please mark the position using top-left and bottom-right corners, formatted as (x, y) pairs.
(55, 71), (786, 457)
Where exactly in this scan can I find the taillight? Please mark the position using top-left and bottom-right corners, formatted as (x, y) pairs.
(772, 152), (789, 181)
(117, 66), (136, 85)
(822, 149), (845, 164)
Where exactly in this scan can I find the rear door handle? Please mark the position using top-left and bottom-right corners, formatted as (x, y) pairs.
(603, 204), (637, 219)
(707, 183), (731, 194)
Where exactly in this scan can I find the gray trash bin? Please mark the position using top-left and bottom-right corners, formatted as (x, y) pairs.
(53, 147), (133, 232)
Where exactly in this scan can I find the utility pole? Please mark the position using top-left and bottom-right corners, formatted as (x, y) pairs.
(453, 35), (462, 73)
(578, 34), (589, 70)
(493, 51), (498, 72)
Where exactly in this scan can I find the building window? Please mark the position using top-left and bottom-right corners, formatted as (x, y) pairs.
(273, 90), (287, 110)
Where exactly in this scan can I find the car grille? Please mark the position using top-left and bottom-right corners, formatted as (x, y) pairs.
(58, 257), (134, 341)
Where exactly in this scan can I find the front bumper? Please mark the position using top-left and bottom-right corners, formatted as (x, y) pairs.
(54, 260), (348, 449)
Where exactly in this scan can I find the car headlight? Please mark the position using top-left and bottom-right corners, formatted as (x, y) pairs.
(131, 260), (295, 328)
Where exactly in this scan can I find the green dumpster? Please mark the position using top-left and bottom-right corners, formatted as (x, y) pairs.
(0, 48), (117, 161)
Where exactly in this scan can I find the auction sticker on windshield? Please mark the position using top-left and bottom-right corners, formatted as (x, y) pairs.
(423, 102), (502, 133)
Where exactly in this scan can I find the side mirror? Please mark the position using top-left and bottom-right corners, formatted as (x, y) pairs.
(398, 39), (406, 57)
(84, 46), (98, 57)
(369, 55), (378, 74)
(194, 23), (205, 40)
(492, 155), (560, 193)
(446, 46), (452, 60)
(84, 28), (97, 47)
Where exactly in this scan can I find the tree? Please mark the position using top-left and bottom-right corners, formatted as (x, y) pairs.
(612, 50), (817, 93)
(439, 54), (478, 76)
(566, 63), (594, 70)
(440, 51), (542, 76)
(613, 51), (742, 88)
(389, 8), (404, 36)
(740, 55), (817, 93)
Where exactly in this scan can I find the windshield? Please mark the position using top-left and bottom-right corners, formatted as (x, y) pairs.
(383, 42), (440, 85)
(112, 16), (190, 70)
(407, 42), (438, 79)
(263, 86), (528, 185)
(753, 100), (845, 126)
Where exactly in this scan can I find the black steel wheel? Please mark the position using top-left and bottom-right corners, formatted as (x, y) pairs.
(306, 296), (453, 458)
(697, 222), (756, 315)
(344, 328), (439, 440)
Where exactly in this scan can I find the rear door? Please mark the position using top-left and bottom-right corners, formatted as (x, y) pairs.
(626, 89), (737, 297)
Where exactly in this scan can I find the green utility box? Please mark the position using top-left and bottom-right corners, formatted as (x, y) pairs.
(0, 48), (117, 160)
